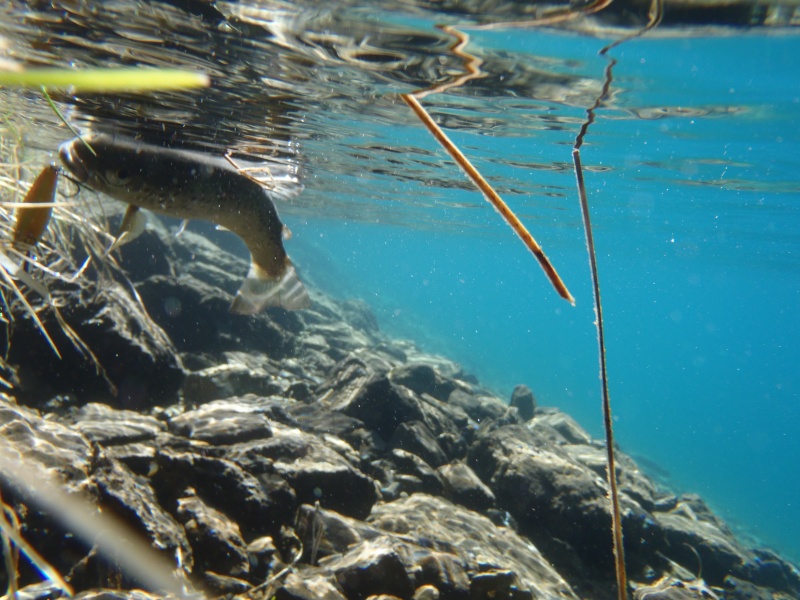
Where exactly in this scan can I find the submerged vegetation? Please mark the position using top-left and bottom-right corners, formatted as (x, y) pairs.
(0, 100), (128, 389)
(0, 63), (214, 387)
(401, 1), (666, 597)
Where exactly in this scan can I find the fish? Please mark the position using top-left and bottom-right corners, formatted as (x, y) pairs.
(13, 162), (59, 250)
(58, 133), (310, 314)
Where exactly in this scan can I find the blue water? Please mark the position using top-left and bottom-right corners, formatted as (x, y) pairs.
(285, 31), (800, 562)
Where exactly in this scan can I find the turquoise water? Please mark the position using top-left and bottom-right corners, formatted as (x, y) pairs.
(286, 31), (800, 561)
(3, 0), (798, 567)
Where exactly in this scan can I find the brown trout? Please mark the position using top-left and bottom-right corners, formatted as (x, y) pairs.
(59, 133), (310, 313)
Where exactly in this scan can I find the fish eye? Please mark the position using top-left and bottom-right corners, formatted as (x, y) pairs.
(106, 168), (131, 185)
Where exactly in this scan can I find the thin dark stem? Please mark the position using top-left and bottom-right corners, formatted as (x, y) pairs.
(572, 147), (627, 599)
(571, 1), (663, 598)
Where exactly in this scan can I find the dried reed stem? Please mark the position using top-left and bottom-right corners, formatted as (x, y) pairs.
(402, 94), (575, 304)
(572, 0), (664, 597)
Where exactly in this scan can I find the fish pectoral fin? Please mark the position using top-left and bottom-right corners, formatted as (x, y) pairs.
(108, 205), (146, 253)
(174, 219), (189, 237)
(230, 260), (310, 314)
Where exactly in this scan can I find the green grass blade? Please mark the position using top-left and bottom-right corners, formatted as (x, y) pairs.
(0, 68), (209, 92)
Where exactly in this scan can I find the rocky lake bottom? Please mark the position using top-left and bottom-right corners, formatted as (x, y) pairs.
(1, 219), (799, 600)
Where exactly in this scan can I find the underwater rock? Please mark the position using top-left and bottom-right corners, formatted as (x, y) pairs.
(227, 422), (378, 520)
(467, 423), (650, 593)
(5, 581), (66, 600)
(324, 539), (415, 600)
(470, 569), (531, 600)
(0, 397), (101, 592)
(325, 371), (428, 441)
(91, 456), (194, 575)
(369, 494), (579, 600)
(175, 489), (250, 577)
(388, 448), (445, 496)
(390, 420), (448, 468)
(5, 280), (185, 410)
(136, 273), (297, 356)
(3, 203), (799, 600)
(436, 461), (496, 513)
(745, 548), (800, 596)
(119, 226), (304, 359)
(203, 571), (252, 596)
(70, 591), (166, 600)
(390, 363), (458, 402)
(70, 402), (167, 446)
(0, 397), (95, 487)
(153, 449), (288, 540)
(297, 494), (575, 600)
(295, 503), (371, 563)
(181, 358), (289, 404)
(530, 409), (593, 446)
(654, 501), (758, 588)
(168, 397), (274, 445)
(447, 388), (513, 424)
(632, 576), (721, 599)
(275, 571), (348, 600)
(509, 384), (536, 421)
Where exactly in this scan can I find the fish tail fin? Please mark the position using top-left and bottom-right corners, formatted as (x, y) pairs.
(230, 259), (310, 314)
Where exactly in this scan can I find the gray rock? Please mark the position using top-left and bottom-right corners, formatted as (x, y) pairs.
(136, 272), (297, 356)
(0, 398), (94, 487)
(70, 403), (166, 445)
(324, 539), (415, 600)
(324, 370), (427, 441)
(168, 398), (273, 444)
(247, 535), (279, 580)
(509, 385), (536, 421)
(71, 591), (169, 600)
(389, 449), (445, 496)
(654, 501), (753, 587)
(227, 423), (377, 520)
(4, 581), (66, 600)
(296, 503), (373, 564)
(530, 410), (592, 447)
(413, 585), (441, 600)
(153, 449), (288, 539)
(6, 279), (184, 409)
(447, 390), (512, 424)
(182, 356), (288, 404)
(436, 461), (495, 512)
(175, 490), (249, 577)
(92, 456), (193, 574)
(467, 424), (644, 591)
(417, 553), (470, 600)
(369, 494), (578, 600)
(470, 569), (531, 600)
(390, 364), (457, 402)
(391, 420), (448, 468)
(203, 571), (251, 595)
(275, 571), (348, 600)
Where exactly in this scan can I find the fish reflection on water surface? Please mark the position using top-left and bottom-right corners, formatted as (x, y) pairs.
(59, 133), (310, 313)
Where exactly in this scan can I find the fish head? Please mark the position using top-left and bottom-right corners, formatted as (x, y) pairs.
(59, 134), (149, 200)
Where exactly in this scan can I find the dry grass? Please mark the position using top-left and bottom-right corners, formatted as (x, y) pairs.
(0, 96), (188, 598)
(0, 104), (128, 387)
